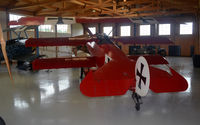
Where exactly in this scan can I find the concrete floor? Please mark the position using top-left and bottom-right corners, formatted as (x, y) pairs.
(0, 57), (199, 125)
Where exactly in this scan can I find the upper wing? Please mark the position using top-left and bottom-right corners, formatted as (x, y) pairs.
(113, 36), (173, 44)
(32, 57), (96, 70)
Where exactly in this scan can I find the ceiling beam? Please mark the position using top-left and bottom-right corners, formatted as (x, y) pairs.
(9, 0), (62, 10)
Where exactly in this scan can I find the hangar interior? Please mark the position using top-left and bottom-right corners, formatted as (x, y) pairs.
(0, 0), (200, 125)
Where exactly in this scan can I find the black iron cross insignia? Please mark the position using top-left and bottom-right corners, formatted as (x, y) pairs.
(136, 63), (146, 89)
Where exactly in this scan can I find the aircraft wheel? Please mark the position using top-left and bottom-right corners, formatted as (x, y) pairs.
(135, 103), (140, 111)
(0, 117), (6, 125)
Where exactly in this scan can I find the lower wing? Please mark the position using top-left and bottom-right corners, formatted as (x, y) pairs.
(32, 57), (96, 70)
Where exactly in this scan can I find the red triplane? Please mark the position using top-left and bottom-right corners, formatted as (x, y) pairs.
(2, 17), (188, 110)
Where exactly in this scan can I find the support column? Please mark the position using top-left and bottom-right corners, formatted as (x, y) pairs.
(35, 26), (39, 56)
(6, 10), (10, 40)
(55, 25), (58, 58)
(193, 0), (200, 67)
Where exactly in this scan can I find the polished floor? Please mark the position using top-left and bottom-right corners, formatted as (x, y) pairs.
(0, 57), (200, 125)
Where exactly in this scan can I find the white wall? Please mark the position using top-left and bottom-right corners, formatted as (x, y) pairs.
(72, 23), (84, 36)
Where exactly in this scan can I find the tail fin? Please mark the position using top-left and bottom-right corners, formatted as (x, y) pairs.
(135, 56), (150, 97)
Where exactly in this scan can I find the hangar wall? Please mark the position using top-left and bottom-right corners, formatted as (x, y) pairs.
(0, 10), (196, 57)
(84, 17), (196, 57)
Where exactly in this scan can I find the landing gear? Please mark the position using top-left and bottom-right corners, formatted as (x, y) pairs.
(132, 92), (142, 111)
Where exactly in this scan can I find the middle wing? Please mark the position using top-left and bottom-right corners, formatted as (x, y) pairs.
(25, 37), (98, 47)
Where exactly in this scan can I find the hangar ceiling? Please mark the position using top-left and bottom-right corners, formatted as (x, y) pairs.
(0, 0), (198, 17)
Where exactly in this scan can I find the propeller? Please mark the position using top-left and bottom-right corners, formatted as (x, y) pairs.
(0, 24), (13, 81)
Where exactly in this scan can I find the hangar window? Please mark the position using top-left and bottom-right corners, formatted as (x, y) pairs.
(159, 24), (171, 35)
(57, 24), (70, 33)
(139, 25), (150, 36)
(88, 27), (96, 34)
(120, 26), (131, 36)
(180, 22), (193, 35)
(103, 26), (113, 36)
(39, 25), (53, 32)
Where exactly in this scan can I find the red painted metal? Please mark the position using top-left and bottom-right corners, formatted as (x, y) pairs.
(80, 71), (134, 97)
(128, 55), (169, 65)
(32, 57), (96, 70)
(80, 43), (136, 97)
(80, 42), (188, 97)
(25, 38), (98, 47)
(86, 42), (105, 68)
(8, 17), (45, 26)
(149, 67), (188, 92)
(113, 36), (173, 44)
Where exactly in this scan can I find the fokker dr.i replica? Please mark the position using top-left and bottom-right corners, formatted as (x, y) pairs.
(4, 17), (188, 110)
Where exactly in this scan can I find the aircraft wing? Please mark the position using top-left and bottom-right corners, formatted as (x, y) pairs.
(32, 57), (96, 70)
(25, 37), (98, 47)
(113, 36), (173, 44)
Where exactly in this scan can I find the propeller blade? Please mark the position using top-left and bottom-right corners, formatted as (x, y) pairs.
(0, 24), (13, 81)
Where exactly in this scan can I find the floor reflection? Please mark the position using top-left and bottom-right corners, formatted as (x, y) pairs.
(14, 98), (29, 109)
(58, 79), (70, 92)
(184, 76), (191, 93)
(39, 81), (55, 100)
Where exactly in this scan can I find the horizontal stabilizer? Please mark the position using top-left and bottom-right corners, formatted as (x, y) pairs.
(128, 55), (169, 65)
(150, 67), (188, 93)
(32, 57), (96, 70)
(25, 38), (98, 47)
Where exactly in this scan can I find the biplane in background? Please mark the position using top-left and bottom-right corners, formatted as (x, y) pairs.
(1, 17), (188, 110)
(1, 26), (44, 70)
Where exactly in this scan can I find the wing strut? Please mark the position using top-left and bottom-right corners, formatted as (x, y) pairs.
(0, 24), (13, 81)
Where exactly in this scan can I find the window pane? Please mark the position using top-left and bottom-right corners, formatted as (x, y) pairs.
(103, 26), (113, 36)
(88, 27), (96, 34)
(39, 25), (53, 32)
(159, 24), (171, 35)
(140, 25), (150, 36)
(57, 24), (69, 33)
(120, 26), (131, 36)
(180, 22), (193, 35)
